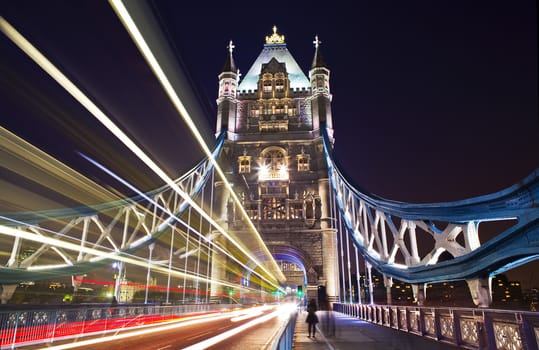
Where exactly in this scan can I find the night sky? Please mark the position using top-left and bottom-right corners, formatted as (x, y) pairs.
(1, 1), (538, 287)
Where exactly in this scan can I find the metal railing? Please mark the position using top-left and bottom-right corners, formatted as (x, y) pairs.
(270, 309), (297, 350)
(0, 303), (236, 349)
(334, 302), (539, 350)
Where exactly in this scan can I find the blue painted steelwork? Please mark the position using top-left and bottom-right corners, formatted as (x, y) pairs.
(322, 126), (539, 284)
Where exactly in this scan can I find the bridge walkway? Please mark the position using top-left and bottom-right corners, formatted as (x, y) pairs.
(293, 310), (459, 350)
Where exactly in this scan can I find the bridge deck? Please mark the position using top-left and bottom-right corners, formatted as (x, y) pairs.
(293, 311), (459, 350)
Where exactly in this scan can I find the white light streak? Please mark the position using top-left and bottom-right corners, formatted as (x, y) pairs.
(80, 153), (280, 289)
(183, 306), (283, 350)
(0, 15), (282, 289)
(0, 224), (238, 290)
(42, 309), (255, 350)
(107, 1), (285, 284)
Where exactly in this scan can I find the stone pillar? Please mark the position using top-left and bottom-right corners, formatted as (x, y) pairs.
(210, 181), (229, 301)
(318, 178), (339, 303)
(366, 263), (374, 305)
(214, 181), (229, 224)
(144, 243), (155, 304)
(412, 284), (425, 306)
(209, 234), (227, 301)
(0, 285), (17, 304)
(384, 275), (393, 305)
(467, 277), (491, 307)
(108, 264), (123, 302)
(72, 275), (84, 292)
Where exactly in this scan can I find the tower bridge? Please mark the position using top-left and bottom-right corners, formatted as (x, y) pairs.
(0, 5), (538, 349)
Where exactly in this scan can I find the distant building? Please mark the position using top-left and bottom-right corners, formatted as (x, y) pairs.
(491, 274), (523, 306)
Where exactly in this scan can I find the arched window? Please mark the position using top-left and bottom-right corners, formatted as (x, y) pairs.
(259, 148), (287, 180)
(263, 80), (272, 93)
(275, 79), (284, 92)
(298, 157), (310, 171)
(297, 150), (310, 172)
(238, 155), (251, 173)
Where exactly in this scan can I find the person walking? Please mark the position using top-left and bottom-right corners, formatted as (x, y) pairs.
(306, 299), (319, 338)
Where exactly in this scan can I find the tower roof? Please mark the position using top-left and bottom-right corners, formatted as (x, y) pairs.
(237, 27), (310, 92)
(311, 35), (328, 69)
(221, 40), (237, 73)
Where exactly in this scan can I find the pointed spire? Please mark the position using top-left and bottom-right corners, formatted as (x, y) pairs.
(222, 40), (237, 72)
(311, 35), (328, 69)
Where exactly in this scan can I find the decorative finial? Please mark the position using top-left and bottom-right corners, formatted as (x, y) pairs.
(313, 35), (321, 49)
(227, 40), (235, 53)
(265, 25), (285, 45)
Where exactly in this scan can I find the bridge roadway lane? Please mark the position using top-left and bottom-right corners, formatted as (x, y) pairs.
(24, 305), (288, 350)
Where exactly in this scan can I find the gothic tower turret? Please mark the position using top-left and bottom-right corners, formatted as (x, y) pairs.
(216, 40), (239, 136)
(212, 27), (340, 304)
(308, 36), (334, 140)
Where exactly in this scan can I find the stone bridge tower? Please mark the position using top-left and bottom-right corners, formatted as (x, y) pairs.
(213, 27), (339, 303)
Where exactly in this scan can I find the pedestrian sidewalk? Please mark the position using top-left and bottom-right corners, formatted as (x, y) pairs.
(293, 309), (330, 349)
(292, 310), (459, 350)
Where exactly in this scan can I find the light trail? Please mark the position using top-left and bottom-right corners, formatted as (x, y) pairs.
(79, 153), (287, 289)
(0, 126), (123, 208)
(107, 1), (285, 284)
(0, 224), (242, 291)
(183, 303), (294, 350)
(0, 16), (283, 290)
(41, 306), (274, 350)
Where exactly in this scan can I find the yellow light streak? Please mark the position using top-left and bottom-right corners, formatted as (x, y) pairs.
(107, 1), (285, 284)
(0, 126), (121, 208)
(0, 16), (282, 289)
(0, 224), (238, 290)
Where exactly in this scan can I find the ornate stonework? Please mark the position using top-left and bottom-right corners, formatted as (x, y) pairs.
(214, 28), (338, 303)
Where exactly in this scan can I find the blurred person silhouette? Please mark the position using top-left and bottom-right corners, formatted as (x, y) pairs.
(306, 298), (319, 338)
(321, 297), (336, 337)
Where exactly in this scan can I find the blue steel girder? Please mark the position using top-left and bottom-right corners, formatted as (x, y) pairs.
(0, 133), (224, 284)
(322, 127), (539, 284)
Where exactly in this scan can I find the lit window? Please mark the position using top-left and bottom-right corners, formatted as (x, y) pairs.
(263, 80), (272, 93)
(262, 197), (286, 220)
(259, 148), (288, 180)
(275, 79), (284, 92)
(297, 151), (310, 172)
(238, 156), (251, 173)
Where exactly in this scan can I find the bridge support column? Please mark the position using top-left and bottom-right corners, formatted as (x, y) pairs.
(466, 277), (491, 307)
(384, 275), (393, 305)
(366, 263), (374, 304)
(319, 178), (339, 303)
(0, 285), (17, 304)
(72, 275), (84, 292)
(210, 180), (229, 302)
(144, 243), (155, 304)
(210, 233), (227, 302)
(110, 264), (123, 302)
(412, 284), (425, 306)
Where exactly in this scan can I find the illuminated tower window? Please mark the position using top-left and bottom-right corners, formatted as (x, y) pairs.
(238, 155), (251, 173)
(263, 80), (272, 93)
(262, 197), (286, 219)
(250, 104), (260, 117)
(275, 79), (284, 92)
(259, 148), (288, 180)
(297, 149), (310, 171)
